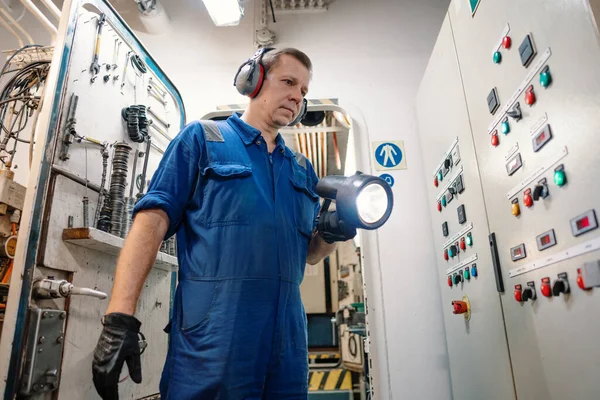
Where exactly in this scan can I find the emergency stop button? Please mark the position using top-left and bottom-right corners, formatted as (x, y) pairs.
(452, 300), (468, 314)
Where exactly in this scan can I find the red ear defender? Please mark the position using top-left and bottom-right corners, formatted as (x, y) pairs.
(249, 64), (265, 98)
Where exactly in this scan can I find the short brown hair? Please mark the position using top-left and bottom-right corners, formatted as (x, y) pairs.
(263, 48), (313, 77)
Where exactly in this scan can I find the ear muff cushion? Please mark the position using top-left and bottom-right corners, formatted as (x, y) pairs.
(248, 64), (265, 98)
(234, 62), (256, 96)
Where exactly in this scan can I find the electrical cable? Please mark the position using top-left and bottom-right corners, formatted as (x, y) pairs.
(269, 0), (276, 23)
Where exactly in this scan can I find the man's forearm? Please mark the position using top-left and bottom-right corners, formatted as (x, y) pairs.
(105, 209), (169, 316)
(306, 232), (337, 265)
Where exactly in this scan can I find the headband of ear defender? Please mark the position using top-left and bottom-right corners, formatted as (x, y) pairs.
(234, 48), (308, 126)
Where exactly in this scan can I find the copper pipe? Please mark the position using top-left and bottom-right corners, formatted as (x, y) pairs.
(332, 132), (341, 170)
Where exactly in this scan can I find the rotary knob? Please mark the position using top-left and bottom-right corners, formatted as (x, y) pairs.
(552, 275), (570, 296)
(522, 286), (536, 302)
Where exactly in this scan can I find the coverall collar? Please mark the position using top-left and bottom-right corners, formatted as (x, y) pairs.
(228, 113), (289, 155)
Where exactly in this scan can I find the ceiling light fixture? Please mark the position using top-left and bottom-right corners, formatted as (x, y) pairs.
(202, 0), (244, 26)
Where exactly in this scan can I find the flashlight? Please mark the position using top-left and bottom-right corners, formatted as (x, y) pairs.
(316, 172), (394, 243)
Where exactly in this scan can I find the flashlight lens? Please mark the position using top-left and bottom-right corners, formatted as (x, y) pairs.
(356, 183), (389, 224)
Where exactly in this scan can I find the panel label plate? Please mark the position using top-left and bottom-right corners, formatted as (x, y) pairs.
(509, 235), (600, 278)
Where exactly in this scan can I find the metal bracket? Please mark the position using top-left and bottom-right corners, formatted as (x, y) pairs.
(59, 94), (79, 161)
(19, 308), (67, 396)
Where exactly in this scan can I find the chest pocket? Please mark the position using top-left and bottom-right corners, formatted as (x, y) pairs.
(198, 162), (256, 227)
(289, 166), (319, 239)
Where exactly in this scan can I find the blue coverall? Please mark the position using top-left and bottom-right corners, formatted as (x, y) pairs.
(133, 113), (321, 399)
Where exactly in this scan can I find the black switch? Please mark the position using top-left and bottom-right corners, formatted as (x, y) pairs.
(454, 175), (465, 194)
(522, 287), (535, 301)
(444, 157), (452, 169)
(522, 281), (537, 302)
(457, 204), (467, 224)
(487, 88), (500, 114)
(507, 102), (522, 121)
(533, 185), (544, 201)
(449, 244), (458, 257)
(519, 34), (537, 67)
(442, 221), (449, 237)
(552, 272), (570, 296)
(453, 274), (462, 285)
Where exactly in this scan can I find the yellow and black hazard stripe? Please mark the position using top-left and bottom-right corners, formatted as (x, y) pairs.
(308, 369), (352, 391)
(308, 353), (340, 364)
(216, 98), (339, 111)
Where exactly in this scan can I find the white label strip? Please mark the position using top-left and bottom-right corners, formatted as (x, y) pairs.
(432, 137), (459, 177)
(506, 146), (568, 199)
(435, 165), (464, 202)
(509, 235), (600, 278)
(488, 48), (553, 134)
(492, 23), (511, 53)
(443, 222), (474, 249)
(505, 142), (519, 161)
(529, 113), (548, 137)
(446, 253), (478, 275)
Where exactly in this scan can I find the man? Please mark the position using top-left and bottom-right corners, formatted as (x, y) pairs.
(92, 48), (356, 399)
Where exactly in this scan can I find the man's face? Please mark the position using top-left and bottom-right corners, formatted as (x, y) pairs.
(255, 54), (310, 127)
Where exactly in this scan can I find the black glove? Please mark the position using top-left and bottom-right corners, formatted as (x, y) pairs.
(92, 313), (147, 400)
(317, 211), (357, 244)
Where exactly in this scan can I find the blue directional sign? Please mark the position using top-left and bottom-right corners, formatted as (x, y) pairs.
(379, 174), (394, 187)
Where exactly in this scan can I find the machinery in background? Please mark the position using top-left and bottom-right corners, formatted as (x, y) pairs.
(417, 1), (600, 399)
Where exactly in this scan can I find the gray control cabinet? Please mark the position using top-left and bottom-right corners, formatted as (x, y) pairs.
(417, 15), (516, 400)
(418, 1), (600, 399)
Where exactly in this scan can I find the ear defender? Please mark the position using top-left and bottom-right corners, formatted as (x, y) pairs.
(234, 48), (307, 127)
(288, 99), (308, 126)
(234, 47), (274, 98)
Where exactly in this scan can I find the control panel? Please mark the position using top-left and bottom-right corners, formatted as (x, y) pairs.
(418, 1), (600, 399)
(416, 14), (515, 400)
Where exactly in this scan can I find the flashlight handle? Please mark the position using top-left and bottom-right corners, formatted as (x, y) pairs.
(316, 175), (347, 199)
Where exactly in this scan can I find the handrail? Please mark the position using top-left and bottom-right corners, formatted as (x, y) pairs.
(0, 5), (34, 44)
(18, 0), (57, 36)
(0, 14), (24, 47)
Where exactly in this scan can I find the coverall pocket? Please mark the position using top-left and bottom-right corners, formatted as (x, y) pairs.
(179, 280), (221, 333)
(290, 172), (319, 239)
(199, 163), (256, 227)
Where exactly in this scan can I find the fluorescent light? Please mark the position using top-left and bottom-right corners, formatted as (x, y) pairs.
(202, 0), (244, 26)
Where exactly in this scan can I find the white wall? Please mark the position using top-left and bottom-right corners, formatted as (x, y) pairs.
(120, 0), (454, 398)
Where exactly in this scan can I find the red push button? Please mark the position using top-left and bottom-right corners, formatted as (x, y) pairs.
(491, 131), (499, 147)
(460, 237), (466, 251)
(525, 85), (536, 105)
(434, 176), (438, 187)
(577, 268), (589, 290)
(444, 249), (449, 261)
(541, 277), (552, 297)
(437, 201), (442, 212)
(514, 284), (523, 302)
(448, 276), (453, 287)
(502, 36), (512, 49)
(452, 300), (468, 314)
(524, 189), (533, 208)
